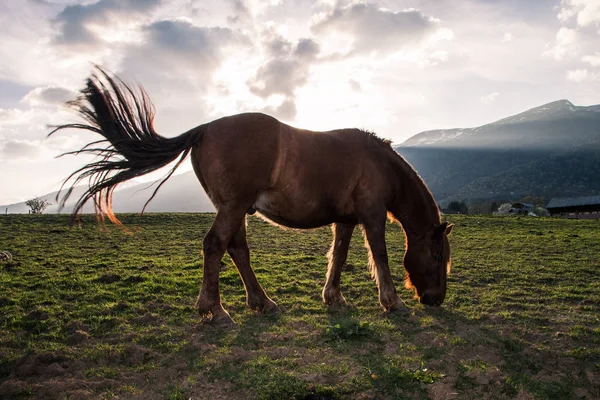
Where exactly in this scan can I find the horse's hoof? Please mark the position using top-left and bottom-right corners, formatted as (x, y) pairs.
(387, 299), (410, 314)
(325, 298), (347, 307)
(323, 290), (346, 307)
(195, 297), (213, 317)
(262, 301), (281, 315)
(210, 313), (236, 327)
(325, 299), (347, 311)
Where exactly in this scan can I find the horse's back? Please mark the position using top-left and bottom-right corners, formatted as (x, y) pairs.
(192, 113), (395, 226)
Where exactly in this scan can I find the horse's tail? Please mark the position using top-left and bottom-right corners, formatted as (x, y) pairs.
(49, 66), (204, 226)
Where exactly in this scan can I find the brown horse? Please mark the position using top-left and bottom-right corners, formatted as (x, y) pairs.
(50, 68), (453, 326)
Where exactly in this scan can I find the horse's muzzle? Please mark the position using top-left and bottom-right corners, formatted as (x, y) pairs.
(420, 292), (444, 307)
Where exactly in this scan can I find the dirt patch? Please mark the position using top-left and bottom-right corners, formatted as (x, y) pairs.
(63, 320), (90, 333)
(573, 388), (595, 399)
(13, 353), (65, 378)
(513, 389), (535, 400)
(66, 330), (89, 345)
(221, 347), (253, 363)
(0, 297), (15, 306)
(427, 379), (458, 400)
(0, 379), (29, 397)
(96, 273), (121, 284)
(413, 331), (436, 346)
(123, 344), (155, 366)
(258, 331), (297, 342)
(383, 340), (398, 355)
(182, 337), (218, 354)
(585, 370), (599, 386)
(465, 367), (503, 386)
(264, 346), (303, 360)
(534, 368), (568, 384)
(186, 379), (244, 400)
(133, 312), (161, 325)
(297, 372), (329, 386)
(473, 345), (504, 366)
(24, 310), (50, 322)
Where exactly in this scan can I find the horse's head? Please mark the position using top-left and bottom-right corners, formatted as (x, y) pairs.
(403, 222), (453, 306)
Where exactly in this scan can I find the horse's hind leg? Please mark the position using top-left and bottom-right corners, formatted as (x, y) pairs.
(361, 217), (409, 313)
(227, 220), (280, 315)
(196, 208), (247, 326)
(322, 223), (355, 306)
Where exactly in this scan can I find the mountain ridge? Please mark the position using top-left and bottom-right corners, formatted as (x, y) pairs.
(401, 99), (600, 149)
(396, 99), (600, 204)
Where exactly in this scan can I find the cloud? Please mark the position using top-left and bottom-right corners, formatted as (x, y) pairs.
(227, 0), (253, 25)
(543, 27), (580, 60)
(416, 50), (449, 68)
(582, 52), (600, 66)
(0, 105), (87, 149)
(261, 97), (297, 121)
(310, 2), (453, 56)
(143, 20), (241, 66)
(481, 92), (500, 104)
(52, 0), (161, 46)
(0, 134), (82, 162)
(122, 20), (247, 77)
(567, 68), (600, 81)
(247, 32), (321, 120)
(295, 38), (320, 59)
(0, 139), (42, 160)
(558, 0), (600, 28)
(21, 86), (77, 107)
(348, 79), (361, 92)
(249, 58), (309, 98)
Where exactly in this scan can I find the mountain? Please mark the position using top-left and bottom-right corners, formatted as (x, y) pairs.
(402, 100), (600, 149)
(396, 99), (600, 204)
(2, 171), (215, 214)
(1, 186), (88, 214)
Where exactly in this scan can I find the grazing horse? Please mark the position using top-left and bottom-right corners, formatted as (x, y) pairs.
(50, 68), (453, 326)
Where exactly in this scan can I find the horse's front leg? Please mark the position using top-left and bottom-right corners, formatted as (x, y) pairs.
(196, 209), (246, 326)
(362, 217), (409, 313)
(227, 220), (280, 314)
(322, 223), (355, 306)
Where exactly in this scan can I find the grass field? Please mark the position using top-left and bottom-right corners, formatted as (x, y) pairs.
(0, 213), (599, 399)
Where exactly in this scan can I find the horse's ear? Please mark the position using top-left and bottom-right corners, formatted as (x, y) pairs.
(434, 222), (454, 237)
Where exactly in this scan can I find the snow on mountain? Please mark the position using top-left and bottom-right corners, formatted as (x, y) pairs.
(400, 99), (600, 149)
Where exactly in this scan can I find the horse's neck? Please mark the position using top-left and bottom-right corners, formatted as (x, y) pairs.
(388, 153), (440, 237)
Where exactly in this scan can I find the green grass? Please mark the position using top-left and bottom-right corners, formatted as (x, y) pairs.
(0, 213), (599, 399)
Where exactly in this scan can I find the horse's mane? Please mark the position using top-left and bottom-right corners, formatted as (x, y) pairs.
(360, 129), (392, 147)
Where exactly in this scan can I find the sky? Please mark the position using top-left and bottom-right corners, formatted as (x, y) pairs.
(1, 0), (600, 205)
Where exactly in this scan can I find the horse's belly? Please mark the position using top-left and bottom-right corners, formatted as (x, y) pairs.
(253, 192), (356, 229)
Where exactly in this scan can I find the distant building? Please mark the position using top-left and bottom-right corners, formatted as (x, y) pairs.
(546, 195), (600, 219)
(511, 203), (535, 214)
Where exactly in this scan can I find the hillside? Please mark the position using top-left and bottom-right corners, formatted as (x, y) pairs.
(396, 99), (600, 203)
